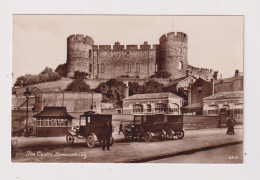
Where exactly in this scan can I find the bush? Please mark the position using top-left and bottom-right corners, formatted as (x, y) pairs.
(155, 71), (172, 78)
(14, 67), (61, 87)
(65, 79), (91, 92)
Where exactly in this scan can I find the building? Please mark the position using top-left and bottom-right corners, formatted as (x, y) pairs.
(56, 32), (216, 80)
(214, 70), (243, 93)
(163, 74), (197, 105)
(34, 107), (73, 137)
(202, 91), (243, 123)
(123, 92), (183, 115)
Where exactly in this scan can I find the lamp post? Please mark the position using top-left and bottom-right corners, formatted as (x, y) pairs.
(24, 87), (31, 135)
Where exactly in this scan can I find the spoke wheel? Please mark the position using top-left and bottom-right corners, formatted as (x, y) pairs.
(66, 134), (74, 144)
(166, 130), (173, 140)
(144, 132), (152, 142)
(86, 135), (95, 148)
(177, 130), (184, 139)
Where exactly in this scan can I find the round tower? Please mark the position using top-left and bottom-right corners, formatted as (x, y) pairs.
(158, 32), (188, 79)
(66, 34), (94, 78)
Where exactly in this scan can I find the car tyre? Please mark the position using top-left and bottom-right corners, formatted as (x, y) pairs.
(66, 134), (74, 144)
(144, 132), (152, 142)
(166, 130), (173, 140)
(177, 130), (184, 139)
(86, 135), (95, 148)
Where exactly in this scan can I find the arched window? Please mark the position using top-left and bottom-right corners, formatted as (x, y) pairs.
(178, 61), (183, 70)
(89, 64), (92, 73)
(155, 103), (167, 113)
(126, 62), (131, 73)
(101, 63), (105, 73)
(207, 105), (219, 116)
(89, 49), (92, 58)
(136, 63), (140, 72)
(169, 104), (179, 114)
(133, 104), (143, 114)
(154, 63), (158, 72)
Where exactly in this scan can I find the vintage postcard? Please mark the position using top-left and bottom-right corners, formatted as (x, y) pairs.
(11, 15), (243, 163)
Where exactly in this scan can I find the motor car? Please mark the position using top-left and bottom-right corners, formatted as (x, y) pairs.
(66, 111), (114, 148)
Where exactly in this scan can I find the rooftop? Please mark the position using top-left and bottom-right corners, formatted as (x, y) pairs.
(34, 106), (73, 119)
(123, 92), (183, 101)
(203, 91), (243, 101)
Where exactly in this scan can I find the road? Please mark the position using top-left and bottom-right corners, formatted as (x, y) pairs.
(12, 128), (243, 163)
(146, 143), (243, 163)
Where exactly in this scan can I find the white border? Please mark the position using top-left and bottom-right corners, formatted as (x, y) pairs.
(1, 0), (260, 179)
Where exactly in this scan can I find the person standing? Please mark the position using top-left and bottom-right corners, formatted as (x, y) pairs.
(218, 116), (222, 129)
(118, 122), (123, 135)
(102, 120), (113, 151)
(226, 115), (235, 135)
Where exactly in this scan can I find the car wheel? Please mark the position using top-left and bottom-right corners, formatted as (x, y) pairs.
(66, 134), (74, 144)
(166, 130), (173, 140)
(144, 132), (152, 142)
(86, 135), (95, 148)
(177, 130), (184, 139)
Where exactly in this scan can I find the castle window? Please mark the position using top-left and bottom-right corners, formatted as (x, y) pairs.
(136, 63), (140, 72)
(101, 63), (105, 73)
(89, 50), (92, 58)
(126, 63), (131, 73)
(154, 63), (158, 72)
(179, 61), (183, 70)
(89, 64), (92, 73)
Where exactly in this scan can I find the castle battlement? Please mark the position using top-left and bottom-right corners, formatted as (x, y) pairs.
(93, 42), (159, 51)
(159, 32), (188, 43)
(67, 34), (94, 45)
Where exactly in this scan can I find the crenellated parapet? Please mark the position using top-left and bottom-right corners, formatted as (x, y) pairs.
(67, 34), (94, 45)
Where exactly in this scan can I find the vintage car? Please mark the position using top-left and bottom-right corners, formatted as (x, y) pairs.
(164, 115), (185, 139)
(126, 114), (185, 142)
(66, 111), (114, 148)
(131, 114), (167, 142)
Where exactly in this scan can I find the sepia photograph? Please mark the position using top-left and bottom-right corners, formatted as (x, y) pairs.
(11, 15), (243, 163)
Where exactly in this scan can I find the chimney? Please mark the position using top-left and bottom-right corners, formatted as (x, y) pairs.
(188, 83), (192, 106)
(211, 78), (215, 95)
(213, 71), (218, 80)
(235, 69), (239, 77)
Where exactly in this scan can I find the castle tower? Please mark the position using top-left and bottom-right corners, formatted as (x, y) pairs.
(66, 34), (94, 78)
(158, 32), (188, 79)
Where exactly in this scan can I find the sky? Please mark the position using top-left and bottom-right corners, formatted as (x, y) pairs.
(12, 15), (243, 83)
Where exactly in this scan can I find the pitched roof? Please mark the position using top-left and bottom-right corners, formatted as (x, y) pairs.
(214, 76), (243, 85)
(165, 76), (197, 87)
(34, 106), (73, 119)
(203, 91), (243, 100)
(181, 103), (203, 110)
(123, 92), (183, 101)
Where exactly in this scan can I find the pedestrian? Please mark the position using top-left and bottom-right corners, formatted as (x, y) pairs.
(102, 120), (113, 151)
(226, 115), (235, 135)
(118, 122), (123, 135)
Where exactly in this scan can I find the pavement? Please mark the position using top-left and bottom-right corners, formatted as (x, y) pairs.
(12, 126), (243, 163)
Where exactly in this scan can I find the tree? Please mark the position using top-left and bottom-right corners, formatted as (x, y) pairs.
(129, 82), (143, 96)
(65, 79), (91, 92)
(142, 80), (164, 93)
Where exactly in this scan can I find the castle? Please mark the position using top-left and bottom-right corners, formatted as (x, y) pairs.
(56, 32), (216, 80)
